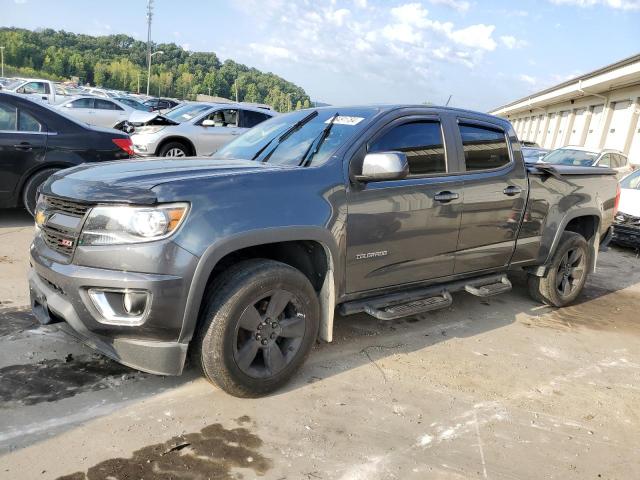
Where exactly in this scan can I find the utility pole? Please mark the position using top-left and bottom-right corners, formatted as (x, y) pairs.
(137, 72), (140, 93)
(234, 80), (238, 102)
(145, 0), (154, 96)
(0, 47), (5, 78)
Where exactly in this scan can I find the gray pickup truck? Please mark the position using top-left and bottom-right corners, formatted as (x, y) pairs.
(29, 105), (619, 397)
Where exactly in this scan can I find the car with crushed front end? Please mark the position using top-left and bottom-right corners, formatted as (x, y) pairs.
(29, 105), (619, 397)
(612, 168), (640, 248)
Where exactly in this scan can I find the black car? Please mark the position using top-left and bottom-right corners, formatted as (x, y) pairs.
(0, 92), (133, 215)
(143, 98), (180, 112)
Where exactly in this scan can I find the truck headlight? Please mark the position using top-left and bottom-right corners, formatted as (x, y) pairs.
(79, 203), (189, 246)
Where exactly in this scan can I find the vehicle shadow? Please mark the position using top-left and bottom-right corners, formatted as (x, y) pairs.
(0, 208), (32, 228)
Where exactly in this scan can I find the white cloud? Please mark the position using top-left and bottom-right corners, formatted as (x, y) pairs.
(549, 0), (640, 9)
(353, 0), (368, 8)
(519, 74), (537, 85)
(500, 35), (528, 49)
(14, 0), (27, 3)
(325, 8), (351, 26)
(249, 43), (297, 60)
(449, 24), (497, 50)
(428, 0), (471, 12)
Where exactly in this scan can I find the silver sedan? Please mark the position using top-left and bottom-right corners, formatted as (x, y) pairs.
(130, 103), (276, 157)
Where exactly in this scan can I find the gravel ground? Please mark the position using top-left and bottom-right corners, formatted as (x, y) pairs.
(0, 208), (639, 480)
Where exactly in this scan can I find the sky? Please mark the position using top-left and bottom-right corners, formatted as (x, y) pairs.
(2, 0), (639, 111)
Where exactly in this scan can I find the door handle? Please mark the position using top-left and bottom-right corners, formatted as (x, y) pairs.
(13, 142), (32, 151)
(434, 191), (459, 203)
(503, 185), (522, 196)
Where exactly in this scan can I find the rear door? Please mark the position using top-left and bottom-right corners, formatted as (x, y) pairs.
(93, 99), (127, 128)
(453, 118), (527, 274)
(63, 98), (95, 124)
(0, 99), (48, 202)
(346, 112), (464, 293)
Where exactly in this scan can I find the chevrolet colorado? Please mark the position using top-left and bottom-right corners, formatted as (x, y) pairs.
(29, 106), (619, 397)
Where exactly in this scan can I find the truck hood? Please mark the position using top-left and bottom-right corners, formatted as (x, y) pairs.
(42, 158), (290, 204)
(128, 110), (178, 126)
(619, 188), (640, 218)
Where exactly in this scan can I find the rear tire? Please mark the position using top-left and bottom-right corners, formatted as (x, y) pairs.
(193, 259), (320, 397)
(22, 168), (59, 216)
(528, 232), (589, 307)
(158, 141), (189, 157)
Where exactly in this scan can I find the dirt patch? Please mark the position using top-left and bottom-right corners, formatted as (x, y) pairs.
(0, 355), (140, 408)
(0, 307), (40, 337)
(0, 255), (13, 264)
(56, 422), (271, 480)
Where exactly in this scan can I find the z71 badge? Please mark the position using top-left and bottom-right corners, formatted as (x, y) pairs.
(356, 250), (388, 260)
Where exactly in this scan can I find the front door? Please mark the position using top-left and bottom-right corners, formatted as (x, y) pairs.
(0, 100), (48, 201)
(195, 108), (243, 155)
(452, 119), (527, 274)
(346, 115), (463, 293)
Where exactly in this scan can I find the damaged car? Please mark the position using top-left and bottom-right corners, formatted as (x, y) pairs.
(613, 169), (640, 248)
(128, 102), (276, 157)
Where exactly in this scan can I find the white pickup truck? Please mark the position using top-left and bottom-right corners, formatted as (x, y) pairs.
(7, 78), (72, 105)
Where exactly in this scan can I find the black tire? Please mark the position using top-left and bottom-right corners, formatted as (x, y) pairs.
(193, 259), (320, 397)
(158, 141), (189, 157)
(22, 168), (59, 216)
(528, 232), (589, 307)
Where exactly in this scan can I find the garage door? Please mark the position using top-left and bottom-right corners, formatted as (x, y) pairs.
(568, 108), (587, 145)
(522, 117), (531, 141)
(603, 100), (633, 151)
(627, 116), (640, 166)
(532, 115), (544, 144)
(543, 113), (559, 149)
(584, 104), (605, 149)
(554, 111), (571, 148)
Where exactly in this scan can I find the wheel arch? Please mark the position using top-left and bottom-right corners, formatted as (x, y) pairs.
(179, 227), (339, 345)
(17, 163), (74, 206)
(156, 136), (196, 156)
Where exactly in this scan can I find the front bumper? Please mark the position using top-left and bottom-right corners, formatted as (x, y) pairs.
(29, 244), (198, 375)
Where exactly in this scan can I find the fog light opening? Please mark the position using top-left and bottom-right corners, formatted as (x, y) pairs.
(87, 288), (151, 326)
(123, 291), (148, 315)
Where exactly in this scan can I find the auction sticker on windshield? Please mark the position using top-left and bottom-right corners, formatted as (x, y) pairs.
(325, 116), (364, 126)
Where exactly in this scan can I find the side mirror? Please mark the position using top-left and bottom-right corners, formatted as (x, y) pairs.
(355, 152), (409, 182)
(202, 119), (215, 127)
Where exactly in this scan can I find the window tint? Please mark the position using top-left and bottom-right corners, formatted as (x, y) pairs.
(19, 111), (42, 132)
(240, 110), (271, 128)
(21, 82), (49, 94)
(459, 124), (510, 171)
(614, 154), (627, 168)
(95, 99), (122, 110)
(70, 98), (94, 109)
(204, 109), (238, 127)
(0, 101), (17, 130)
(369, 121), (446, 175)
(621, 170), (640, 190)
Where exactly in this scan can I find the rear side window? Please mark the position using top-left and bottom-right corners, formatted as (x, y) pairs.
(459, 123), (511, 171)
(240, 110), (272, 128)
(598, 154), (611, 167)
(0, 101), (17, 130)
(70, 98), (94, 109)
(369, 121), (446, 176)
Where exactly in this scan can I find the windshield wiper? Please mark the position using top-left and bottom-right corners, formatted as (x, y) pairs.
(252, 110), (319, 162)
(298, 112), (339, 167)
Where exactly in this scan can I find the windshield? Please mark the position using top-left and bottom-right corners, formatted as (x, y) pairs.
(5, 79), (24, 90)
(117, 98), (148, 111)
(164, 103), (210, 123)
(522, 148), (548, 162)
(621, 170), (640, 190)
(542, 149), (599, 166)
(213, 108), (377, 167)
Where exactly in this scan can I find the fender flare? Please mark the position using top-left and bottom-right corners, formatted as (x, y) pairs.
(178, 226), (339, 344)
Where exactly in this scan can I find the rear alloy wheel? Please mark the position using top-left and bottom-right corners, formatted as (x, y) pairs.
(528, 232), (589, 307)
(159, 141), (189, 157)
(193, 259), (320, 397)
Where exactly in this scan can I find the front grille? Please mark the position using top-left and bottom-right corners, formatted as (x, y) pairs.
(45, 196), (91, 217)
(40, 196), (93, 259)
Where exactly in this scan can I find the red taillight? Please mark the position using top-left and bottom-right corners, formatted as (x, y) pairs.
(614, 183), (621, 216)
(113, 138), (135, 156)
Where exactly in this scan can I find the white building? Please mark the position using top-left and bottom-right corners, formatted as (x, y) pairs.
(490, 54), (640, 165)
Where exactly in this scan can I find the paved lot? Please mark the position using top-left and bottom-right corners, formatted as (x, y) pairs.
(1, 208), (639, 480)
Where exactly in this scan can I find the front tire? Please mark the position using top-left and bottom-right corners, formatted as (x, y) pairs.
(158, 141), (189, 157)
(22, 168), (60, 216)
(528, 232), (589, 307)
(193, 259), (320, 397)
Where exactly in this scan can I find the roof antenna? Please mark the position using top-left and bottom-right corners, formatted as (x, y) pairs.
(445, 95), (452, 106)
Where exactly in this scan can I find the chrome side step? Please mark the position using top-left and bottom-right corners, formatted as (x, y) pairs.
(464, 275), (512, 297)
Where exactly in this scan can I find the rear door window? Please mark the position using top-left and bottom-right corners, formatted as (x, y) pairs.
(240, 110), (272, 128)
(70, 98), (94, 109)
(0, 101), (17, 130)
(459, 123), (511, 171)
(95, 99), (123, 111)
(18, 110), (43, 132)
(369, 121), (447, 176)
